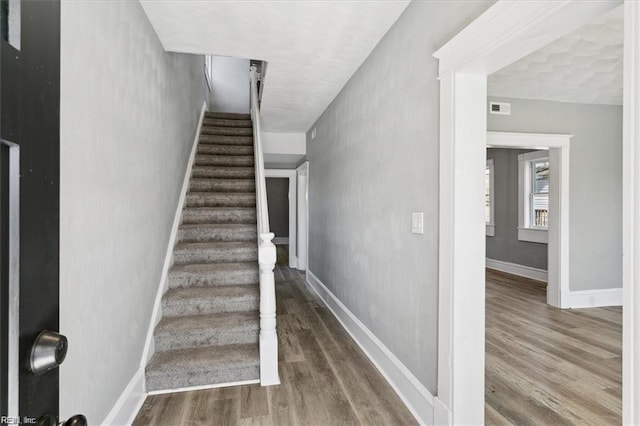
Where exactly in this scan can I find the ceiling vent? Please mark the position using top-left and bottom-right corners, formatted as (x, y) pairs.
(489, 102), (511, 115)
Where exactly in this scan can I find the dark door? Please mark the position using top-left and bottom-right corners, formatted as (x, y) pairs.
(1, 0), (61, 421)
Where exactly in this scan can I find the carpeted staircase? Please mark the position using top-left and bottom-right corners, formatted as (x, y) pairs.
(145, 111), (261, 392)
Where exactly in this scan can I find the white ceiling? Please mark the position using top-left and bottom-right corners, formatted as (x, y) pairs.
(140, 0), (410, 132)
(488, 5), (623, 106)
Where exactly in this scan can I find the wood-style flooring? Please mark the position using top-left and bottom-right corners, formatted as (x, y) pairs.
(485, 269), (622, 425)
(133, 263), (417, 425)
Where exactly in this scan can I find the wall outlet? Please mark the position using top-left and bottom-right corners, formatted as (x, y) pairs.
(311, 127), (317, 140)
(411, 212), (424, 234)
(489, 101), (511, 115)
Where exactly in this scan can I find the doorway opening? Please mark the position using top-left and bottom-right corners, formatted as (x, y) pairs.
(265, 169), (297, 268)
(433, 1), (636, 424)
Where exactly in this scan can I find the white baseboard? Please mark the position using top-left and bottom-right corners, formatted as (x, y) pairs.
(433, 396), (451, 425)
(486, 258), (547, 282)
(306, 271), (434, 425)
(141, 101), (207, 367)
(101, 368), (146, 426)
(147, 379), (259, 396)
(565, 287), (623, 308)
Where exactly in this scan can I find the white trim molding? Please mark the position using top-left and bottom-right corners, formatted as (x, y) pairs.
(565, 288), (623, 309)
(517, 150), (549, 244)
(296, 162), (309, 271)
(101, 368), (146, 426)
(306, 271), (434, 425)
(485, 158), (495, 237)
(147, 379), (259, 396)
(141, 101), (207, 367)
(486, 259), (547, 283)
(434, 1), (623, 424)
(623, 0), (640, 423)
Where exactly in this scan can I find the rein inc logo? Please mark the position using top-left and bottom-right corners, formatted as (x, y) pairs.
(1, 416), (36, 425)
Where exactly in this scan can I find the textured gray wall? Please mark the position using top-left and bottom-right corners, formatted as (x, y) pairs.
(210, 56), (250, 114)
(266, 178), (289, 238)
(60, 1), (205, 422)
(306, 0), (494, 392)
(488, 97), (622, 291)
(486, 148), (548, 269)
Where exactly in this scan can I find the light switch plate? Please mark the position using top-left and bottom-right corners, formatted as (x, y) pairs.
(411, 212), (424, 234)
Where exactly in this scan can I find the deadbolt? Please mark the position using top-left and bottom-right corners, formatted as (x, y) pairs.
(29, 330), (68, 375)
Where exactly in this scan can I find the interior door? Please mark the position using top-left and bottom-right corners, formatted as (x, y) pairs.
(1, 0), (61, 422)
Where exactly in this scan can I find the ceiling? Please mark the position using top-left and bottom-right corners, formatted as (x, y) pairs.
(488, 5), (623, 106)
(140, 0), (410, 132)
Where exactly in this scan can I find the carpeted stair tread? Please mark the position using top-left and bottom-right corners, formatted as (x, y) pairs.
(182, 207), (256, 225)
(198, 144), (254, 156)
(204, 112), (251, 120)
(145, 343), (259, 391)
(199, 135), (253, 146)
(186, 192), (256, 208)
(202, 118), (252, 128)
(154, 311), (259, 351)
(189, 178), (255, 193)
(146, 112), (262, 392)
(201, 126), (253, 137)
(162, 285), (259, 317)
(178, 223), (257, 243)
(168, 261), (259, 288)
(195, 154), (254, 167)
(192, 166), (255, 179)
(173, 241), (258, 264)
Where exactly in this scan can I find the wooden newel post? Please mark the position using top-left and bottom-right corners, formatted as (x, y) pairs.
(258, 232), (279, 385)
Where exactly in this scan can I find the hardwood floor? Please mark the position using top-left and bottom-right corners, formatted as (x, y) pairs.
(485, 269), (622, 425)
(133, 265), (416, 425)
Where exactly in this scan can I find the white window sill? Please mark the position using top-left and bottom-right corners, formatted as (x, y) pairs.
(518, 227), (548, 244)
(486, 224), (495, 237)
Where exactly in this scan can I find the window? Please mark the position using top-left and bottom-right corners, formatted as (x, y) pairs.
(518, 150), (549, 243)
(530, 159), (549, 227)
(485, 159), (495, 236)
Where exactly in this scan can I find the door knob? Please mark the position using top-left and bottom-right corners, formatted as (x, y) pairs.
(36, 414), (87, 426)
(62, 415), (87, 426)
(29, 330), (68, 375)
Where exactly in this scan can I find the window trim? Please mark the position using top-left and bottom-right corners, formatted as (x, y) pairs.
(518, 150), (549, 243)
(485, 158), (495, 236)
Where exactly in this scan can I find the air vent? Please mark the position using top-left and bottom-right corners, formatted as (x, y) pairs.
(489, 102), (511, 115)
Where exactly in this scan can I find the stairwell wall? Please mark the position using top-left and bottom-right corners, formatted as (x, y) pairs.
(59, 1), (205, 422)
(305, 0), (494, 396)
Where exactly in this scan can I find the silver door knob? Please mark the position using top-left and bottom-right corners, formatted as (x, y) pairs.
(29, 330), (68, 375)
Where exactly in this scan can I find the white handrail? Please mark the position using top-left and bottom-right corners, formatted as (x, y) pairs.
(249, 65), (280, 386)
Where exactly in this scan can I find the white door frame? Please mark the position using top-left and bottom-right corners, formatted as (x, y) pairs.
(296, 162), (309, 271)
(265, 169), (297, 268)
(432, 1), (638, 424)
(487, 132), (571, 308)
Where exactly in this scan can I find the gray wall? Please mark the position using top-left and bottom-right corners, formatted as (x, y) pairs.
(60, 1), (205, 422)
(486, 148), (548, 269)
(306, 0), (494, 393)
(266, 178), (289, 238)
(488, 97), (622, 291)
(210, 55), (250, 114)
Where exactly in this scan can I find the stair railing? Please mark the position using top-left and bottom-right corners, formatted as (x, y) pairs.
(249, 65), (280, 386)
